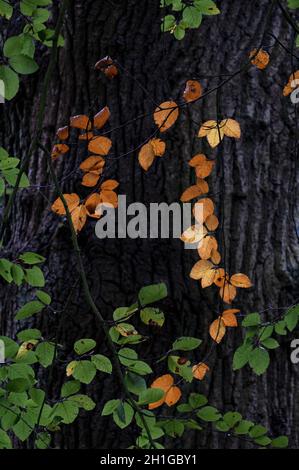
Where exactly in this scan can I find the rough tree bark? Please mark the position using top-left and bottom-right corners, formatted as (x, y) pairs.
(1, 0), (299, 449)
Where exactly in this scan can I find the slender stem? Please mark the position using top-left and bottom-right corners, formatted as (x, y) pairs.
(40, 142), (157, 449)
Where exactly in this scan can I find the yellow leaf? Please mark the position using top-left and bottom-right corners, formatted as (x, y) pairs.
(198, 120), (217, 137)
(221, 118), (241, 138)
(207, 127), (224, 148)
(66, 361), (77, 377)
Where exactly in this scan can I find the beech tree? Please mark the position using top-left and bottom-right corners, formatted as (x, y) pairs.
(0, 0), (298, 450)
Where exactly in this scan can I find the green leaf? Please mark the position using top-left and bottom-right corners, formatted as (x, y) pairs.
(249, 347), (270, 375)
(11, 264), (24, 286)
(233, 343), (253, 370)
(261, 338), (279, 349)
(172, 336), (202, 351)
(74, 338), (96, 355)
(215, 420), (230, 432)
(0, 0), (13, 19)
(249, 424), (267, 438)
(61, 380), (81, 398)
(12, 415), (33, 441)
(35, 432), (51, 449)
(173, 24), (185, 40)
(2, 168), (29, 187)
(0, 177), (4, 197)
(197, 406), (221, 422)
(140, 307), (165, 326)
(113, 304), (138, 321)
(0, 336), (18, 358)
(162, 14), (176, 31)
(0, 65), (19, 100)
(0, 429), (12, 449)
(138, 388), (164, 405)
(102, 399), (121, 416)
(118, 348), (138, 366)
(0, 147), (9, 159)
(68, 394), (96, 411)
(177, 403), (192, 412)
(288, 0), (299, 9)
(0, 258), (13, 283)
(242, 313), (261, 327)
(127, 361), (152, 376)
(24, 266), (45, 287)
(36, 290), (51, 305)
(15, 300), (44, 320)
(36, 341), (55, 367)
(19, 252), (45, 264)
(0, 157), (20, 170)
(168, 355), (193, 382)
(285, 305), (299, 332)
(124, 372), (147, 395)
(274, 320), (287, 336)
(7, 378), (31, 393)
(17, 329), (41, 342)
(223, 411), (242, 427)
(271, 435), (289, 448)
(194, 0), (220, 15)
(72, 360), (96, 384)
(234, 419), (254, 435)
(113, 402), (134, 429)
(254, 435), (271, 446)
(259, 325), (273, 341)
(91, 354), (112, 374)
(138, 283), (167, 306)
(4, 36), (24, 58)
(53, 401), (79, 424)
(9, 55), (38, 75)
(183, 7), (202, 28)
(163, 419), (184, 437)
(188, 393), (208, 409)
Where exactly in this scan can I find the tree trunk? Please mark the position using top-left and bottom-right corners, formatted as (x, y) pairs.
(1, 0), (299, 449)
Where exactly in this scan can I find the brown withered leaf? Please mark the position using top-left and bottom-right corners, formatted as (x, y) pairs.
(183, 80), (202, 102)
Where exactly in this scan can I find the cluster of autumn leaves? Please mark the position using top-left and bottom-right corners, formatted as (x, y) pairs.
(50, 50), (296, 410)
(50, 107), (119, 232)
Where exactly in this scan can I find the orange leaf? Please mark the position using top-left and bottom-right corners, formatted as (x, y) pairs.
(51, 193), (79, 215)
(71, 204), (87, 233)
(138, 142), (155, 171)
(94, 106), (111, 129)
(189, 259), (213, 280)
(88, 136), (112, 155)
(213, 268), (227, 287)
(94, 55), (113, 70)
(180, 185), (204, 202)
(193, 198), (214, 222)
(82, 172), (101, 187)
(51, 144), (69, 161)
(56, 126), (69, 140)
(205, 214), (219, 231)
(192, 362), (209, 380)
(209, 318), (226, 343)
(196, 178), (209, 194)
(198, 120), (217, 137)
(79, 132), (94, 141)
(85, 193), (102, 218)
(100, 190), (118, 207)
(219, 283), (237, 304)
(222, 309), (240, 327)
(153, 101), (179, 132)
(101, 179), (119, 191)
(70, 114), (91, 130)
(230, 273), (252, 288)
(250, 49), (270, 70)
(104, 65), (118, 79)
(198, 235), (218, 260)
(148, 374), (174, 410)
(210, 248), (221, 265)
(183, 80), (202, 102)
(283, 71), (299, 96)
(80, 156), (105, 172)
(164, 386), (181, 407)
